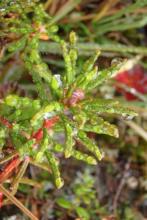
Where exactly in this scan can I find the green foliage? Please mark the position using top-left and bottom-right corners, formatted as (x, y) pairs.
(56, 197), (72, 209)
(0, 1), (137, 189)
(56, 168), (107, 220)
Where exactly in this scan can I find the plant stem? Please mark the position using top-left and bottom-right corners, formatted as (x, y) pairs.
(125, 121), (147, 142)
(11, 157), (30, 195)
(5, 178), (42, 188)
(0, 184), (38, 220)
(93, 0), (119, 22)
(50, 0), (81, 24)
(4, 158), (30, 205)
(39, 41), (147, 56)
(30, 159), (51, 173)
(0, 151), (18, 165)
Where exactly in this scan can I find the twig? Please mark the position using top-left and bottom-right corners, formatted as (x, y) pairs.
(0, 151), (18, 165)
(30, 159), (51, 173)
(5, 177), (42, 188)
(11, 157), (30, 193)
(125, 121), (147, 142)
(50, 0), (81, 24)
(39, 41), (147, 56)
(93, 0), (119, 22)
(0, 184), (38, 220)
(112, 162), (130, 212)
(3, 157), (31, 206)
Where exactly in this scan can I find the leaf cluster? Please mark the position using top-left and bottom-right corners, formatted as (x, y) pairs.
(0, 1), (137, 189)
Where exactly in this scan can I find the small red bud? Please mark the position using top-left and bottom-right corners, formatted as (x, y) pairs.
(69, 89), (85, 106)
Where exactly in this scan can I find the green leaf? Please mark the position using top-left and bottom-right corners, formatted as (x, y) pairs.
(76, 207), (90, 220)
(45, 151), (64, 189)
(56, 197), (72, 209)
(35, 129), (49, 162)
(54, 144), (97, 165)
(73, 149), (97, 165)
(77, 66), (98, 90)
(81, 99), (137, 119)
(77, 131), (103, 161)
(61, 41), (73, 85)
(8, 37), (27, 52)
(81, 98), (119, 109)
(83, 51), (100, 73)
(31, 102), (61, 126)
(87, 62), (125, 90)
(64, 123), (75, 158)
(84, 116), (119, 138)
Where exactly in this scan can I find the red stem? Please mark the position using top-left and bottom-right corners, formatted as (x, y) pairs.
(0, 157), (21, 183)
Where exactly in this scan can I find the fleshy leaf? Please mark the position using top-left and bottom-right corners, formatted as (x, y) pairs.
(77, 131), (103, 161)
